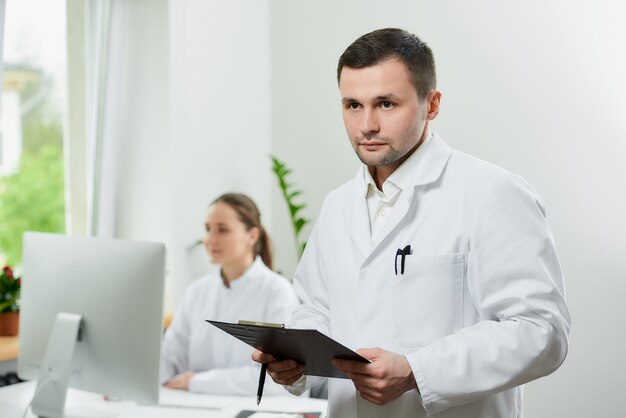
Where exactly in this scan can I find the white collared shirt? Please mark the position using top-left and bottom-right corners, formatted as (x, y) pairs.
(364, 132), (433, 241)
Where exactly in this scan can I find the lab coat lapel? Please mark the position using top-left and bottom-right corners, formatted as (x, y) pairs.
(343, 168), (373, 262)
(369, 133), (452, 255)
(343, 133), (451, 267)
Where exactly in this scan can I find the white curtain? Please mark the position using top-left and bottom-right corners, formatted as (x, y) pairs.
(65, 0), (113, 237)
(85, 0), (115, 237)
(66, 0), (126, 238)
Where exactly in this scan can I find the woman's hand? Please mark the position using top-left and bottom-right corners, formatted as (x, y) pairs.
(164, 371), (195, 390)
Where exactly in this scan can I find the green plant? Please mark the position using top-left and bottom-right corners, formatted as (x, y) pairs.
(0, 74), (65, 266)
(270, 156), (309, 257)
(0, 144), (65, 266)
(0, 265), (21, 313)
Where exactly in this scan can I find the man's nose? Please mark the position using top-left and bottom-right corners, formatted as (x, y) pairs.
(360, 108), (380, 134)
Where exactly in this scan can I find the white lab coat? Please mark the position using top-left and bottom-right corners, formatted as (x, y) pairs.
(288, 133), (571, 417)
(160, 257), (300, 395)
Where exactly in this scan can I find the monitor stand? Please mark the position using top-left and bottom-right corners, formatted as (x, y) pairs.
(30, 313), (120, 418)
(31, 312), (82, 418)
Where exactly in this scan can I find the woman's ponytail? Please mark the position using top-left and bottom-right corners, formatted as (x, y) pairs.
(257, 226), (273, 271)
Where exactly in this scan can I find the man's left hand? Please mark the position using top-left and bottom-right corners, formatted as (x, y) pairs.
(333, 347), (418, 405)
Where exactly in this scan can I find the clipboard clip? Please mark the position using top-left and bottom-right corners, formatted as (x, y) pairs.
(238, 320), (285, 328)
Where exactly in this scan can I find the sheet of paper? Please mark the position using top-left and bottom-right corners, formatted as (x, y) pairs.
(158, 387), (234, 409)
(248, 414), (304, 418)
(233, 410), (321, 418)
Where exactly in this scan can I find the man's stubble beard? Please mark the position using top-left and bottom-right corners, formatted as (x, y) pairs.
(353, 140), (405, 168)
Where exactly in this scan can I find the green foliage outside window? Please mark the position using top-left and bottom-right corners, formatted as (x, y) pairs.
(0, 100), (65, 266)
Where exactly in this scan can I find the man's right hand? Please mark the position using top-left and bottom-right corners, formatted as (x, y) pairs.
(251, 349), (305, 386)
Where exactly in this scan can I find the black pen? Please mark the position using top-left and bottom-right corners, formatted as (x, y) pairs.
(257, 362), (268, 406)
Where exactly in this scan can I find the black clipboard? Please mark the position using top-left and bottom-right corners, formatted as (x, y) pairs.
(207, 320), (369, 379)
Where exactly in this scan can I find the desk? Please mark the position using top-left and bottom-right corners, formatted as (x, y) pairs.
(0, 336), (19, 362)
(0, 381), (327, 418)
(0, 336), (18, 375)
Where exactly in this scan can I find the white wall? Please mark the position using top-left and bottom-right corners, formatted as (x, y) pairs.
(166, 0), (273, 310)
(102, 0), (273, 312)
(270, 1), (626, 417)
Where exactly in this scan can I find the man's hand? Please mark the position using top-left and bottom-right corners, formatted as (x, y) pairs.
(252, 350), (305, 386)
(164, 371), (195, 390)
(333, 347), (418, 406)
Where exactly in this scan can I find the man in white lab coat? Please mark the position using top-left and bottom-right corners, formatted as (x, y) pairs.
(253, 28), (570, 417)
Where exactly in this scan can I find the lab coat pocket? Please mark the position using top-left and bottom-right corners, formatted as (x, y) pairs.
(392, 253), (464, 347)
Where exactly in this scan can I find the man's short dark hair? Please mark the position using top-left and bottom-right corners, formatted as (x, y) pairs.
(337, 28), (436, 100)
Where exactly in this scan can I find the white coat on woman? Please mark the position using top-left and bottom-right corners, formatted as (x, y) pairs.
(287, 132), (571, 417)
(160, 257), (299, 395)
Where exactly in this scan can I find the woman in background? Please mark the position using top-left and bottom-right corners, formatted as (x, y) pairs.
(160, 193), (299, 395)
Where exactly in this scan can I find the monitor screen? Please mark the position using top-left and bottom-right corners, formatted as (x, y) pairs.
(18, 232), (165, 414)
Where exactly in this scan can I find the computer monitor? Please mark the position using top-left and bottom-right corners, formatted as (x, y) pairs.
(18, 232), (165, 417)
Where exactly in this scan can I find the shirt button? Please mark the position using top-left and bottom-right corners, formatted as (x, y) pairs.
(380, 209), (387, 216)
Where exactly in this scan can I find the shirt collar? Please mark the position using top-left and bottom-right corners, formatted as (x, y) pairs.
(221, 256), (263, 290)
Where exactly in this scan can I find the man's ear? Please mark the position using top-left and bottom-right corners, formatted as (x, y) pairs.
(426, 90), (441, 121)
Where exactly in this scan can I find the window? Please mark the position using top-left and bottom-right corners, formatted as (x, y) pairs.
(0, 0), (67, 266)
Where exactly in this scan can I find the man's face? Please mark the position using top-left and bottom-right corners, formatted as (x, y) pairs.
(339, 58), (439, 173)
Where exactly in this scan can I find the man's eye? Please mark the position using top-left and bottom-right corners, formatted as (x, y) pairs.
(347, 102), (360, 110)
(380, 101), (394, 109)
